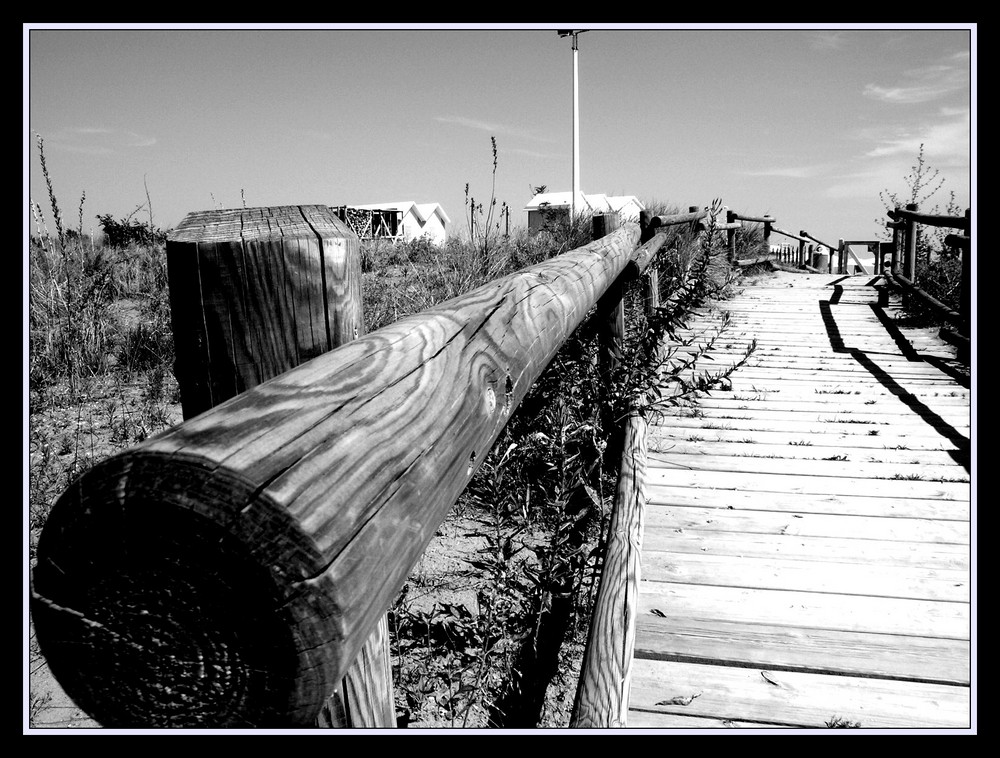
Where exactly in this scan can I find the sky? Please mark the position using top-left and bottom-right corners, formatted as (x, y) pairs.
(25, 24), (974, 249)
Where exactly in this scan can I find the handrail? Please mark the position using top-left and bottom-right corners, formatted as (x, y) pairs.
(31, 224), (643, 728)
(729, 212), (776, 224)
(883, 203), (971, 356)
(887, 207), (969, 229)
(770, 227), (809, 243)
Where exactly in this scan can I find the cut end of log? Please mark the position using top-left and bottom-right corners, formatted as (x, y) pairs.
(31, 454), (343, 728)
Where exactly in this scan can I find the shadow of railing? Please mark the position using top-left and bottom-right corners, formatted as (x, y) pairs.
(818, 299), (970, 472)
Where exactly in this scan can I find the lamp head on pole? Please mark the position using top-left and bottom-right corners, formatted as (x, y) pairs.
(557, 29), (587, 50)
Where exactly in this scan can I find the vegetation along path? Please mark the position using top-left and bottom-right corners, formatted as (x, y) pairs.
(628, 271), (971, 729)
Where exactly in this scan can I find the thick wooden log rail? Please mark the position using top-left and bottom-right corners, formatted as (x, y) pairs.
(31, 214), (643, 728)
(31, 200), (971, 730)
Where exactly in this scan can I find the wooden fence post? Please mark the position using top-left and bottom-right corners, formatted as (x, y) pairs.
(890, 213), (901, 273)
(903, 203), (918, 282)
(166, 205), (364, 420)
(798, 238), (806, 267)
(594, 213), (625, 376)
(726, 209), (737, 263)
(902, 202), (918, 308)
(960, 208), (970, 335)
(166, 205), (394, 729)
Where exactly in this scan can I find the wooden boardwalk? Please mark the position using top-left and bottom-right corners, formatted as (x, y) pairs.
(627, 271), (973, 731)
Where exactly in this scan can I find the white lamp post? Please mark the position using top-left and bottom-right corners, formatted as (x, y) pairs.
(558, 30), (586, 222)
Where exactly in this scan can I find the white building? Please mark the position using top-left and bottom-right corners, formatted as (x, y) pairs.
(523, 191), (645, 232)
(346, 202), (451, 245)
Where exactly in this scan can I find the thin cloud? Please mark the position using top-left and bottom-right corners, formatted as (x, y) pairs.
(810, 32), (849, 52)
(865, 108), (970, 160)
(864, 54), (969, 104)
(434, 115), (554, 142)
(125, 131), (157, 147)
(741, 164), (830, 179)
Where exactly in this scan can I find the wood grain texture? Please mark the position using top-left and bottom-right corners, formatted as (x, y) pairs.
(628, 271), (971, 731)
(166, 206), (363, 419)
(628, 659), (970, 729)
(571, 412), (647, 728)
(32, 223), (641, 728)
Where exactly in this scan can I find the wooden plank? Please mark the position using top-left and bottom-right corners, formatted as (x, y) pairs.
(648, 440), (967, 467)
(641, 550), (969, 601)
(646, 483), (970, 520)
(634, 614), (970, 685)
(636, 583), (968, 640)
(679, 395), (971, 410)
(628, 659), (971, 729)
(644, 467), (970, 501)
(625, 711), (795, 729)
(643, 506), (969, 544)
(650, 415), (969, 438)
(647, 451), (970, 483)
(641, 527), (970, 570)
(650, 426), (967, 451)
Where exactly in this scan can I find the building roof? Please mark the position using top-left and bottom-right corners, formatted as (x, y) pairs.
(349, 201), (451, 225)
(523, 192), (644, 214)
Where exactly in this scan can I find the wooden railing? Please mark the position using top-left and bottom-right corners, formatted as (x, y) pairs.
(882, 203), (971, 356)
(30, 200), (855, 729)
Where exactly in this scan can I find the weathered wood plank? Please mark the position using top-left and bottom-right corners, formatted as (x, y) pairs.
(646, 483), (970, 520)
(634, 614), (970, 685)
(650, 425), (967, 451)
(647, 451), (970, 483)
(643, 506), (969, 543)
(628, 659), (971, 729)
(644, 467), (969, 501)
(641, 550), (969, 601)
(636, 583), (968, 640)
(641, 527), (969, 570)
(648, 440), (967, 467)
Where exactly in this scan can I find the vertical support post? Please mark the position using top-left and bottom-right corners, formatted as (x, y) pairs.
(688, 205), (702, 248)
(902, 202), (918, 309)
(903, 203), (918, 282)
(639, 209), (653, 244)
(726, 209), (737, 263)
(890, 213), (901, 273)
(167, 206), (395, 729)
(594, 213), (626, 460)
(798, 238), (806, 267)
(960, 207), (971, 336)
(643, 268), (659, 319)
(838, 239), (846, 275)
(762, 218), (772, 258)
